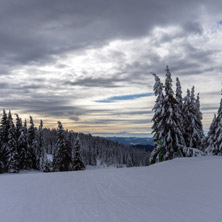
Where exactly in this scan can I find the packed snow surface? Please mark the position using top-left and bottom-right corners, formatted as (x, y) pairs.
(0, 156), (222, 222)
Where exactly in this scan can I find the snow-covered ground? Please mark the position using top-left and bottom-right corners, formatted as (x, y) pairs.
(0, 156), (222, 222)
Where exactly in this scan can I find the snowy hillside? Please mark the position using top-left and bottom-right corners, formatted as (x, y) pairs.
(0, 157), (222, 222)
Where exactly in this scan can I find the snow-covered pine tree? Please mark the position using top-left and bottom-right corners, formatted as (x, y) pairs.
(7, 119), (19, 173)
(53, 121), (72, 171)
(0, 109), (8, 143)
(183, 87), (204, 149)
(150, 73), (165, 164)
(0, 110), (8, 173)
(151, 66), (185, 163)
(19, 119), (32, 169)
(72, 134), (85, 171)
(176, 77), (183, 110)
(15, 114), (23, 157)
(34, 120), (44, 170)
(195, 92), (204, 147)
(206, 98), (222, 155)
(27, 116), (36, 168)
(213, 116), (222, 155)
(175, 77), (185, 142)
(205, 114), (217, 154)
(183, 89), (192, 146)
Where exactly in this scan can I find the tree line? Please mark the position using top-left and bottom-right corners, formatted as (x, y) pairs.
(0, 111), (150, 173)
(150, 66), (222, 164)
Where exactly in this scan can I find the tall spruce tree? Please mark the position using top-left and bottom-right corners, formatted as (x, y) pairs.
(15, 114), (22, 158)
(0, 109), (9, 143)
(183, 87), (204, 148)
(206, 114), (217, 154)
(151, 67), (185, 163)
(206, 98), (222, 155)
(19, 119), (32, 169)
(150, 73), (164, 163)
(183, 89), (192, 146)
(34, 120), (44, 170)
(27, 116), (36, 168)
(175, 77), (185, 141)
(176, 77), (183, 110)
(0, 110), (8, 172)
(7, 119), (19, 173)
(72, 134), (85, 171)
(53, 121), (72, 171)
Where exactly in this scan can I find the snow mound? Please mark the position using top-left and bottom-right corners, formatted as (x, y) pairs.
(0, 156), (222, 222)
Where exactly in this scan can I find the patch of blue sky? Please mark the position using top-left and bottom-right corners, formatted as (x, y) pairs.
(97, 93), (154, 103)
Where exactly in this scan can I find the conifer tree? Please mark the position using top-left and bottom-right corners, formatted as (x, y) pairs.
(0, 110), (8, 172)
(15, 114), (22, 157)
(34, 120), (44, 170)
(72, 134), (85, 171)
(176, 77), (185, 141)
(183, 87), (204, 148)
(150, 73), (164, 163)
(206, 98), (222, 155)
(27, 116), (36, 168)
(53, 121), (72, 171)
(176, 77), (183, 111)
(7, 120), (19, 173)
(19, 119), (32, 169)
(0, 109), (9, 143)
(151, 67), (185, 163)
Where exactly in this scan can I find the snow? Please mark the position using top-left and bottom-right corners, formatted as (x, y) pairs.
(0, 156), (222, 222)
(46, 154), (53, 162)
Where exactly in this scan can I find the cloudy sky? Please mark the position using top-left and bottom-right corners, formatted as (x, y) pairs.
(0, 0), (222, 137)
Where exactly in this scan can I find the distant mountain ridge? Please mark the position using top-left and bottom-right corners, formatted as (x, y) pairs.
(105, 136), (154, 146)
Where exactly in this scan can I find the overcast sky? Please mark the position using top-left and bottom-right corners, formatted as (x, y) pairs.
(0, 0), (222, 137)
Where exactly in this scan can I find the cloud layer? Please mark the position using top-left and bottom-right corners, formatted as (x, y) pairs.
(0, 0), (222, 136)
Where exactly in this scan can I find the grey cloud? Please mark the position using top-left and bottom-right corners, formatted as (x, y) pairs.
(0, 0), (218, 71)
(0, 95), (84, 122)
(64, 76), (124, 88)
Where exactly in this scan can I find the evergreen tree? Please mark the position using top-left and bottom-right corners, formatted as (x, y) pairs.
(72, 134), (85, 171)
(176, 77), (183, 111)
(0, 110), (8, 172)
(151, 67), (185, 163)
(53, 121), (72, 171)
(175, 77), (185, 142)
(206, 98), (222, 155)
(183, 89), (192, 146)
(34, 120), (44, 170)
(183, 87), (204, 148)
(150, 73), (164, 163)
(27, 116), (36, 168)
(7, 120), (19, 173)
(15, 114), (23, 157)
(0, 109), (9, 143)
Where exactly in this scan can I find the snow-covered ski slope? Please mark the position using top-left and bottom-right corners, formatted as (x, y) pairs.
(0, 156), (222, 222)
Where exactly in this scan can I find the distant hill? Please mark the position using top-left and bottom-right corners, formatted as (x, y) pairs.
(105, 136), (154, 146)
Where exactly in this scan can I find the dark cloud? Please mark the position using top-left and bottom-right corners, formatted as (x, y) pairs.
(0, 0), (219, 70)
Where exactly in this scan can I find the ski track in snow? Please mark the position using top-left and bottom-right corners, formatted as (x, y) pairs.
(0, 156), (222, 222)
